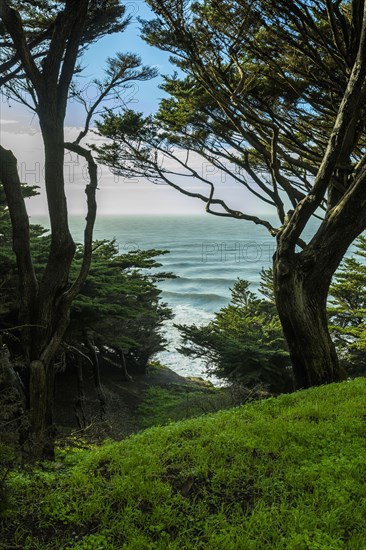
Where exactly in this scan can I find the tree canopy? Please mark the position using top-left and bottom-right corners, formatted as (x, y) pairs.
(68, 241), (173, 374)
(96, 0), (366, 226)
(94, 0), (366, 389)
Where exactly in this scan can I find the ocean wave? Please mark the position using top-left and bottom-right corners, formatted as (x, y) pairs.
(172, 303), (215, 323)
(164, 276), (237, 284)
(155, 304), (223, 385)
(160, 278), (233, 296)
(162, 290), (228, 305)
(162, 262), (266, 275)
(162, 261), (198, 269)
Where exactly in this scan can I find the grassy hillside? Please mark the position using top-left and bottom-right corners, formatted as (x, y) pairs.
(1, 378), (366, 549)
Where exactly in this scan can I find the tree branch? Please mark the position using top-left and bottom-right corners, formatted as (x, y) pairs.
(0, 0), (41, 89)
(280, 2), (366, 248)
(63, 142), (98, 301)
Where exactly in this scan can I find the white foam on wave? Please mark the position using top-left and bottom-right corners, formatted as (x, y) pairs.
(155, 304), (224, 386)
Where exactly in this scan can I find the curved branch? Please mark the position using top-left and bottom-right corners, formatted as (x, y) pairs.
(64, 141), (98, 301)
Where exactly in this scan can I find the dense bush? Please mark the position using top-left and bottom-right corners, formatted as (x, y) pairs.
(67, 240), (173, 374)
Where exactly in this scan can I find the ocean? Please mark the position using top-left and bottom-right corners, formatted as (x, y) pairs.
(31, 214), (324, 382)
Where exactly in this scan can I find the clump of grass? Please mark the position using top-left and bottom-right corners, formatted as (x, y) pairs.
(0, 443), (17, 515)
(136, 385), (230, 428)
(2, 378), (366, 549)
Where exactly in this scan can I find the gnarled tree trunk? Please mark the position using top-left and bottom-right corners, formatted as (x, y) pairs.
(273, 253), (342, 388)
(74, 355), (87, 430)
(273, 204), (366, 389)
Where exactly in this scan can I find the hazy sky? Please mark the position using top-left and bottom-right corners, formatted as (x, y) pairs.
(0, 2), (273, 218)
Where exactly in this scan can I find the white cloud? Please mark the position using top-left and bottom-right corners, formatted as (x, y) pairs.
(0, 121), (266, 217)
(0, 119), (20, 124)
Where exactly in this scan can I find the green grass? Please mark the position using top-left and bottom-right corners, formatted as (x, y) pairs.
(2, 378), (366, 549)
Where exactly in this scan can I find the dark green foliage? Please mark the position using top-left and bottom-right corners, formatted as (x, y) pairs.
(0, 443), (16, 516)
(0, 342), (27, 468)
(68, 240), (173, 373)
(329, 236), (366, 377)
(0, 1), (128, 61)
(178, 270), (292, 393)
(93, 109), (157, 180)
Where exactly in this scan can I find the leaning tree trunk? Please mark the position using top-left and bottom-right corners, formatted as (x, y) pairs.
(273, 253), (342, 389)
(273, 185), (366, 390)
(25, 117), (76, 458)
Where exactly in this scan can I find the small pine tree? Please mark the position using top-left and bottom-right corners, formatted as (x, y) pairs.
(329, 236), (366, 377)
(178, 270), (292, 394)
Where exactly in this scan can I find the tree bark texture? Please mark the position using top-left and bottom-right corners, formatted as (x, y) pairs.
(74, 356), (87, 430)
(273, 203), (366, 388)
(273, 256), (342, 388)
(84, 333), (106, 420)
